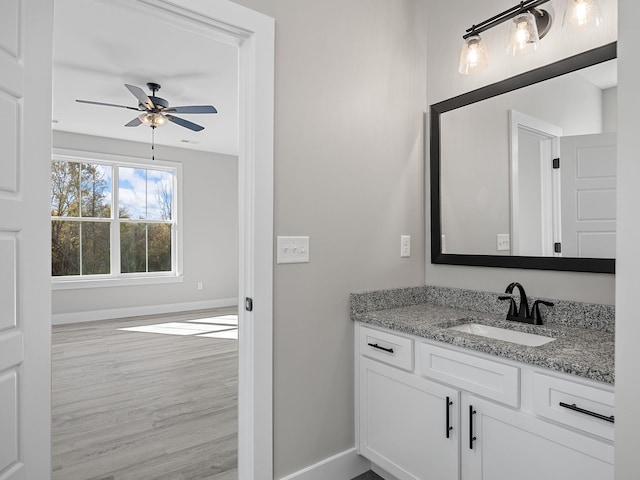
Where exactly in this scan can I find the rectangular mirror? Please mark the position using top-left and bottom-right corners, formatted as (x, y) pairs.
(430, 42), (616, 273)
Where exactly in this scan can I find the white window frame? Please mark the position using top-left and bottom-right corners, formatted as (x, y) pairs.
(51, 148), (183, 290)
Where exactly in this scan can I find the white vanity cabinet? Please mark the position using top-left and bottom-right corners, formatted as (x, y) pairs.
(355, 324), (614, 480)
(462, 395), (613, 480)
(359, 357), (460, 480)
(358, 325), (459, 479)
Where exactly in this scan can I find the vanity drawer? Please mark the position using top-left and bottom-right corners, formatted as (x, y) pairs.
(417, 342), (520, 407)
(532, 373), (614, 442)
(359, 326), (413, 371)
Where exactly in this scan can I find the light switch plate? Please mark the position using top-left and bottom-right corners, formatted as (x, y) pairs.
(277, 236), (310, 264)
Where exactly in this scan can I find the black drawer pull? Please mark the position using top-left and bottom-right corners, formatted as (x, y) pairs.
(559, 402), (614, 423)
(445, 396), (453, 438)
(469, 405), (477, 449)
(367, 342), (394, 354)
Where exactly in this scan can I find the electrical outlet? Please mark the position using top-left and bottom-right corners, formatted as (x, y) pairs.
(197, 281), (203, 290)
(497, 234), (510, 252)
(277, 236), (310, 264)
(401, 235), (411, 257)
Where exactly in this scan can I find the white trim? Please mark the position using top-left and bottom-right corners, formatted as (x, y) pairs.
(51, 149), (184, 279)
(371, 463), (401, 480)
(51, 297), (238, 325)
(57, 2), (275, 479)
(52, 147), (180, 167)
(509, 110), (563, 256)
(52, 274), (184, 290)
(279, 448), (370, 480)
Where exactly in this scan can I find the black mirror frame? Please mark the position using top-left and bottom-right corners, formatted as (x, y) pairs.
(430, 42), (616, 274)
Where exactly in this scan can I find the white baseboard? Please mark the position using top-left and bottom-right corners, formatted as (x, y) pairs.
(279, 448), (370, 480)
(51, 298), (238, 325)
(372, 463), (401, 480)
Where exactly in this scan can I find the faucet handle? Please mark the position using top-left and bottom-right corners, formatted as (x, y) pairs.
(531, 300), (555, 325)
(498, 295), (518, 317)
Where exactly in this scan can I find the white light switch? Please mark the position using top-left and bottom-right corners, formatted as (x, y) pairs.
(401, 235), (411, 257)
(277, 236), (310, 264)
(497, 234), (510, 251)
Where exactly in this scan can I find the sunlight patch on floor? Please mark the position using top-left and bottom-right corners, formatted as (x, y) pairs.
(119, 316), (239, 339)
(189, 315), (238, 326)
(197, 329), (239, 339)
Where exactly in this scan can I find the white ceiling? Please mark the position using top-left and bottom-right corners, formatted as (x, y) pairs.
(52, 0), (239, 156)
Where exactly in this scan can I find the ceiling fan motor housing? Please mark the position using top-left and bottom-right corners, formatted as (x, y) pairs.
(145, 96), (169, 111)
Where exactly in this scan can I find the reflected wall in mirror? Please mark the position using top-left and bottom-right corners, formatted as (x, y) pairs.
(431, 43), (616, 273)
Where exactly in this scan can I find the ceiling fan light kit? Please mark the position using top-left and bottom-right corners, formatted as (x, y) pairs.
(75, 82), (218, 159)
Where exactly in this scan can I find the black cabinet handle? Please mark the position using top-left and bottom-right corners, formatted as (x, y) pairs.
(367, 342), (394, 354)
(469, 405), (477, 449)
(559, 402), (615, 423)
(446, 396), (453, 438)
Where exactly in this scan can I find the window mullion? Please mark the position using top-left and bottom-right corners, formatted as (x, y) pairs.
(78, 221), (83, 275)
(112, 165), (120, 276)
(145, 223), (149, 273)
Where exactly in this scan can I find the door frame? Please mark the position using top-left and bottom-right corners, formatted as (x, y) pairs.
(54, 1), (275, 478)
(509, 110), (562, 256)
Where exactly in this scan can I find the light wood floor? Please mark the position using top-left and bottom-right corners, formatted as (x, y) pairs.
(52, 308), (239, 480)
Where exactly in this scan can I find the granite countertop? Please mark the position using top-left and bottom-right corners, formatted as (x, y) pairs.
(353, 301), (615, 385)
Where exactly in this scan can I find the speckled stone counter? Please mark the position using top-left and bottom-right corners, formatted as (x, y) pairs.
(350, 286), (615, 385)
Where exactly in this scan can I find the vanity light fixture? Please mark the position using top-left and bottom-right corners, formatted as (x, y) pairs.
(458, 0), (602, 74)
(507, 11), (541, 55)
(458, 34), (489, 74)
(563, 0), (603, 31)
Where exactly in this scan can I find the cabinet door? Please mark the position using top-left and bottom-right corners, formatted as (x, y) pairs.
(462, 395), (613, 480)
(359, 357), (459, 480)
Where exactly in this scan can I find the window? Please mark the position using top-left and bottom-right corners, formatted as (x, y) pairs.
(51, 154), (179, 284)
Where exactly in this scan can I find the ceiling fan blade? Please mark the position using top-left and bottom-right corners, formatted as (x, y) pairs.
(125, 117), (142, 127)
(76, 99), (140, 111)
(125, 84), (154, 110)
(166, 114), (205, 132)
(164, 105), (218, 114)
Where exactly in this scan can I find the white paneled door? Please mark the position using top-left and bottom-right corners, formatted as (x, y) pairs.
(560, 133), (617, 258)
(0, 0), (53, 479)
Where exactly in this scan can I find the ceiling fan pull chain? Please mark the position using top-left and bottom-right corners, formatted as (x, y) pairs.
(151, 126), (155, 161)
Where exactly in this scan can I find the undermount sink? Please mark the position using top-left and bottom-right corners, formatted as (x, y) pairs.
(448, 323), (555, 347)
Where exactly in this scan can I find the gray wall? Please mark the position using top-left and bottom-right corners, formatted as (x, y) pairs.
(603, 86), (618, 132)
(51, 131), (238, 319)
(426, 0), (617, 304)
(230, 1), (427, 477)
(615, 0), (640, 477)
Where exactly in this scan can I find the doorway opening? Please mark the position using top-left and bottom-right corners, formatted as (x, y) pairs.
(49, 0), (274, 478)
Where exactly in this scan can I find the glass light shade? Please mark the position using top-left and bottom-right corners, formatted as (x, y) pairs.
(507, 12), (540, 56)
(563, 0), (603, 30)
(139, 112), (168, 127)
(458, 35), (489, 75)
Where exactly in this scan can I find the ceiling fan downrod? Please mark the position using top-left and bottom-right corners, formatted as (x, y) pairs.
(151, 126), (156, 161)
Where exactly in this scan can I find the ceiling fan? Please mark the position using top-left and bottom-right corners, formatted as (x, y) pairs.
(75, 82), (217, 132)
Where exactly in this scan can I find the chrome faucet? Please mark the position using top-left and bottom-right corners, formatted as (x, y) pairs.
(498, 282), (554, 325)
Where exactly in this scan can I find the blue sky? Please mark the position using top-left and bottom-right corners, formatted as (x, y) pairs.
(118, 167), (173, 220)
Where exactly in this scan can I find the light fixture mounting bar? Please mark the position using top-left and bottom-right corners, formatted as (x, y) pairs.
(463, 0), (551, 39)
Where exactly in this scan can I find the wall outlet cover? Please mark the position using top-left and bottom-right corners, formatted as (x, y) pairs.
(401, 235), (411, 257)
(497, 234), (510, 251)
